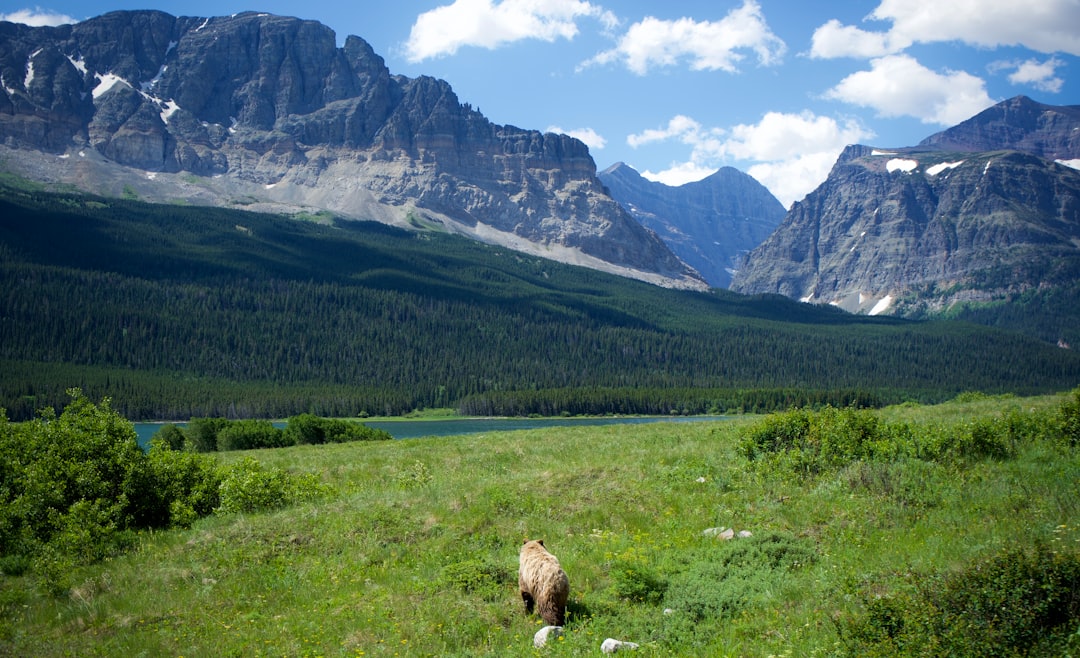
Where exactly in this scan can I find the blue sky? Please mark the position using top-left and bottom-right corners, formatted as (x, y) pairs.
(3, 1), (1079, 207)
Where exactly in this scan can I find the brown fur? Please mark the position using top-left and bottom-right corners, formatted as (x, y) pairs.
(519, 539), (570, 626)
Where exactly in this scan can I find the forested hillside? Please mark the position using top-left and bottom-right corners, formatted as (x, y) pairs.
(2, 178), (1078, 420)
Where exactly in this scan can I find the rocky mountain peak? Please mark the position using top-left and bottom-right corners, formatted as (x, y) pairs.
(598, 162), (785, 287)
(919, 95), (1080, 161)
(730, 96), (1080, 323)
(0, 10), (704, 289)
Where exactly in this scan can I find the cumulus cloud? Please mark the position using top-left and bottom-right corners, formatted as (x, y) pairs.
(811, 0), (1080, 59)
(824, 54), (995, 126)
(582, 0), (785, 74)
(809, 19), (903, 59)
(403, 0), (615, 62)
(992, 57), (1066, 93)
(547, 125), (607, 150)
(0, 7), (77, 26)
(629, 111), (873, 207)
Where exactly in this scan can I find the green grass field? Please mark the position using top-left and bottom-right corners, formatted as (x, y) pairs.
(2, 392), (1079, 656)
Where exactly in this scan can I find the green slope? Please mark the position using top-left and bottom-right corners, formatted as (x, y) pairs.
(1, 179), (1078, 419)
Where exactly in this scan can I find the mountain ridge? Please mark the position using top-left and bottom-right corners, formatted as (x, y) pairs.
(729, 96), (1080, 346)
(0, 10), (705, 289)
(598, 162), (785, 288)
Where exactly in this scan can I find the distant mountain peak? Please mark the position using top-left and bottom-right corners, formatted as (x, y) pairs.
(919, 95), (1080, 161)
(599, 162), (785, 288)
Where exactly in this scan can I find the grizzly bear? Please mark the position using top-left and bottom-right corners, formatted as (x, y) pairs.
(519, 539), (570, 626)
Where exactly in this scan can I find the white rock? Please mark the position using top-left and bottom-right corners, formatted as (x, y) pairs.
(738, 530), (753, 538)
(534, 625), (563, 648)
(601, 638), (640, 653)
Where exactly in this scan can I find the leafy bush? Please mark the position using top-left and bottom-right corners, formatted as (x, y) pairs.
(152, 423), (187, 450)
(217, 419), (288, 451)
(838, 544), (1080, 657)
(435, 559), (511, 601)
(0, 392), (334, 588)
(284, 413), (392, 445)
(217, 457), (329, 514)
(186, 416), (230, 452)
(146, 443), (223, 528)
(0, 390), (165, 561)
(610, 560), (667, 604)
(738, 406), (908, 477)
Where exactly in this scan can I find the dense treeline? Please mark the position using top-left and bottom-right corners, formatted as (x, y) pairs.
(456, 387), (887, 416)
(2, 180), (1079, 419)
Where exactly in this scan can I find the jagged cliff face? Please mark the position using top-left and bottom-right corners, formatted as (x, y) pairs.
(598, 163), (785, 288)
(730, 97), (1080, 316)
(0, 11), (703, 289)
(919, 95), (1080, 161)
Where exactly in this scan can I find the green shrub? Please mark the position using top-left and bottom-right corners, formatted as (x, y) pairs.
(663, 531), (815, 623)
(217, 419), (288, 451)
(217, 457), (329, 514)
(185, 416), (229, 452)
(147, 442), (223, 527)
(284, 414), (392, 445)
(610, 560), (667, 604)
(435, 559), (511, 601)
(0, 390), (165, 560)
(838, 544), (1080, 657)
(151, 423), (187, 450)
(738, 406), (907, 477)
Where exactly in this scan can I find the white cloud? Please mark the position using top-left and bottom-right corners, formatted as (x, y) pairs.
(812, 0), (1080, 60)
(824, 54), (995, 126)
(640, 161), (717, 187)
(871, 0), (1080, 56)
(547, 125), (607, 150)
(0, 8), (77, 26)
(582, 0), (785, 75)
(403, 0), (614, 62)
(992, 57), (1066, 93)
(626, 115), (715, 148)
(630, 111), (873, 207)
(809, 19), (903, 59)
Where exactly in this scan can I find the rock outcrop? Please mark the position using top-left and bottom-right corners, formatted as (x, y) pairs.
(599, 162), (785, 288)
(0, 11), (704, 289)
(730, 97), (1080, 317)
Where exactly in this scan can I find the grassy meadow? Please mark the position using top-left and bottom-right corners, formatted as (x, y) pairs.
(2, 392), (1079, 656)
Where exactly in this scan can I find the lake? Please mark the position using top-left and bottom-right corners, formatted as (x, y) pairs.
(133, 415), (726, 446)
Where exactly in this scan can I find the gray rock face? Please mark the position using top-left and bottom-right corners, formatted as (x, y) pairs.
(919, 95), (1080, 161)
(598, 162), (785, 288)
(0, 11), (704, 289)
(729, 139), (1080, 315)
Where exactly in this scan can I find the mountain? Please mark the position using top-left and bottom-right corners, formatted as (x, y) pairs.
(729, 96), (1080, 346)
(598, 162), (785, 288)
(0, 10), (703, 289)
(918, 95), (1080, 160)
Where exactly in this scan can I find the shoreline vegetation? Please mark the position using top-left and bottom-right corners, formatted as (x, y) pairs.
(1, 387), (1078, 656)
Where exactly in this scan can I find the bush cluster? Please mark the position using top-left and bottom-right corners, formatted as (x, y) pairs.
(838, 544), (1080, 657)
(738, 387), (1080, 479)
(176, 413), (392, 452)
(0, 391), (334, 592)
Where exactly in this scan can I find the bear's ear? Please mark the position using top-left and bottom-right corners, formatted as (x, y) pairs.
(522, 539), (528, 545)
(538, 539), (545, 546)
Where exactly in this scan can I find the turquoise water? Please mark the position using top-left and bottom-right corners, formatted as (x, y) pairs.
(133, 415), (726, 446)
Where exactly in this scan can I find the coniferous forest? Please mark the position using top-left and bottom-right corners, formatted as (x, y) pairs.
(2, 177), (1079, 420)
